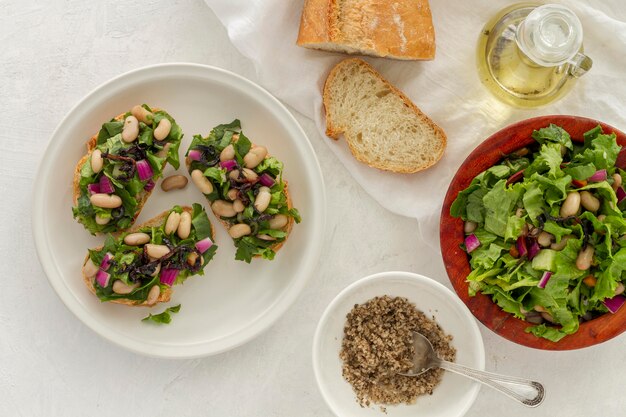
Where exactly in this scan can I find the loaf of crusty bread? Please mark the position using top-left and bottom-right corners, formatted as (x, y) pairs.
(323, 58), (446, 173)
(297, 0), (436, 60)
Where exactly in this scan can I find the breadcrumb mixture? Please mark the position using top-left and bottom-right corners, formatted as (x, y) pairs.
(340, 296), (456, 408)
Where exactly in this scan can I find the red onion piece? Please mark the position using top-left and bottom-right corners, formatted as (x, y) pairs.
(538, 271), (552, 289)
(95, 270), (110, 288)
(506, 169), (525, 186)
(604, 295), (626, 314)
(516, 236), (528, 258)
(188, 149), (202, 161)
(100, 252), (114, 271)
(87, 183), (100, 195)
(219, 159), (237, 171)
(160, 268), (179, 286)
(144, 179), (155, 192)
(99, 175), (115, 194)
(528, 239), (541, 260)
(259, 173), (275, 188)
(588, 169), (607, 182)
(465, 234), (480, 253)
(617, 187), (626, 203)
(195, 237), (214, 254)
(137, 159), (154, 181)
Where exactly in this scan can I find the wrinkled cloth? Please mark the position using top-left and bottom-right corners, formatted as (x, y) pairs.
(204, 0), (626, 249)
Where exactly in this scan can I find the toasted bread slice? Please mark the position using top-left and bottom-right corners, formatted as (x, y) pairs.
(323, 58), (446, 173)
(185, 120), (299, 262)
(82, 206), (215, 307)
(72, 106), (181, 234)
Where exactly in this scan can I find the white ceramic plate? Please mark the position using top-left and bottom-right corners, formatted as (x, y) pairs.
(313, 271), (484, 417)
(33, 63), (325, 358)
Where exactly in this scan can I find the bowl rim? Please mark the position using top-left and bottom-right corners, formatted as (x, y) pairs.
(440, 115), (626, 350)
(312, 270), (485, 416)
(31, 62), (327, 358)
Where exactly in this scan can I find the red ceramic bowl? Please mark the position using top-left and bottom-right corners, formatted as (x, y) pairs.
(441, 115), (626, 350)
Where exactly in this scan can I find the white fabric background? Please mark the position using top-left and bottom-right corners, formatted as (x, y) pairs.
(3, 1), (626, 416)
(205, 0), (626, 249)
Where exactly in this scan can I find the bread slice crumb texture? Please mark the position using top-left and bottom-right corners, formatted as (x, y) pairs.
(323, 58), (446, 173)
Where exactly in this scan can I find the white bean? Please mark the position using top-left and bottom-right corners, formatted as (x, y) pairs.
(613, 173), (622, 191)
(226, 189), (239, 201)
(124, 232), (151, 246)
(254, 186), (271, 212)
(268, 214), (288, 230)
(541, 312), (555, 323)
(576, 245), (594, 270)
(90, 193), (122, 208)
(112, 280), (140, 295)
(615, 283), (625, 296)
(537, 231), (553, 247)
(257, 234), (276, 241)
(165, 212), (181, 235)
(95, 214), (110, 225)
(145, 244), (170, 259)
(229, 169), (240, 181)
(151, 263), (161, 277)
(83, 258), (99, 278)
(212, 200), (236, 218)
(191, 169), (214, 194)
(156, 142), (170, 158)
(161, 175), (188, 192)
(146, 285), (160, 306)
(90, 149), (103, 173)
(131, 105), (153, 124)
(242, 168), (258, 182)
(233, 199), (245, 213)
(220, 144), (235, 161)
(229, 223), (251, 239)
(580, 191), (600, 212)
(122, 115), (139, 143)
(153, 118), (172, 141)
(244, 146), (268, 169)
(464, 221), (477, 234)
(560, 191), (581, 217)
(177, 211), (191, 239)
(187, 252), (204, 267)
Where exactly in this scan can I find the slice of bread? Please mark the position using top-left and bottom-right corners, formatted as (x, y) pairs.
(323, 58), (446, 173)
(82, 207), (214, 307)
(185, 149), (295, 258)
(297, 0), (436, 60)
(73, 107), (175, 234)
(72, 113), (153, 225)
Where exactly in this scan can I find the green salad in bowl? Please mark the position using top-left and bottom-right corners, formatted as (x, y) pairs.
(451, 124), (626, 342)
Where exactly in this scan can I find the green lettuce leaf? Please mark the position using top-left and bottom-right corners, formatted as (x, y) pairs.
(142, 304), (181, 324)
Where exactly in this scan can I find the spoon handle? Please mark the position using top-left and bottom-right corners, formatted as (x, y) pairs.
(436, 359), (545, 407)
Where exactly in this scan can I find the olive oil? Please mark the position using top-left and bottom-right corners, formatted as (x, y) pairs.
(477, 3), (592, 108)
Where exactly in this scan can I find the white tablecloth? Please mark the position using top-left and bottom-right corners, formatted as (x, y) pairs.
(1, 1), (625, 416)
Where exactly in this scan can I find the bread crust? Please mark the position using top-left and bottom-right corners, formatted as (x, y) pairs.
(185, 148), (294, 258)
(297, 0), (436, 61)
(82, 206), (214, 307)
(72, 110), (164, 233)
(323, 58), (446, 173)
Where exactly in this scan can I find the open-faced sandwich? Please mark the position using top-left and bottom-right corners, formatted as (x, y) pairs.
(82, 204), (217, 306)
(185, 120), (300, 263)
(72, 105), (183, 234)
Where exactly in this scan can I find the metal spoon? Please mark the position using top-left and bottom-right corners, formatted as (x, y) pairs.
(399, 331), (545, 407)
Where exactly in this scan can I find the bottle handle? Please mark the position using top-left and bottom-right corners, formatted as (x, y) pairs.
(568, 52), (593, 78)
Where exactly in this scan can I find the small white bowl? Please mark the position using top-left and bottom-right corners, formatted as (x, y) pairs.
(313, 271), (484, 417)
